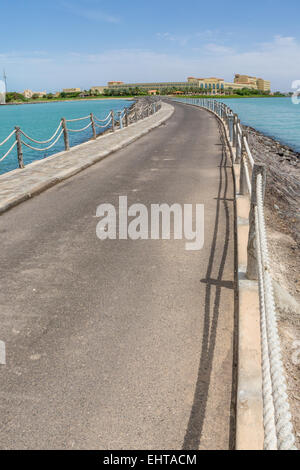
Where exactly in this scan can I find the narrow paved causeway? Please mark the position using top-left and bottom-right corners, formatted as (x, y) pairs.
(0, 102), (236, 450)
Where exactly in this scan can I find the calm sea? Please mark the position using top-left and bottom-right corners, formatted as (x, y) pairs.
(218, 97), (300, 152)
(0, 99), (133, 175)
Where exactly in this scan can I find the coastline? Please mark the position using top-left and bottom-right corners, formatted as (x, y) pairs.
(177, 94), (285, 100)
(1, 95), (286, 106)
(244, 124), (300, 163)
(244, 124), (299, 242)
(0, 97), (135, 106)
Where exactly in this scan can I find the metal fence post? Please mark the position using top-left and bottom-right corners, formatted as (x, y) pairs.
(246, 164), (267, 280)
(229, 113), (234, 143)
(236, 119), (242, 162)
(125, 108), (129, 127)
(15, 127), (24, 169)
(111, 110), (115, 132)
(61, 118), (70, 151)
(239, 132), (247, 195)
(233, 114), (238, 148)
(90, 113), (96, 139)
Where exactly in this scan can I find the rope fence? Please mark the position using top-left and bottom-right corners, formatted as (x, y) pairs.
(0, 99), (162, 171)
(173, 97), (297, 451)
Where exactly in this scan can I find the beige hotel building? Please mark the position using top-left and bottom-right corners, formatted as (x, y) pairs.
(98, 74), (271, 94)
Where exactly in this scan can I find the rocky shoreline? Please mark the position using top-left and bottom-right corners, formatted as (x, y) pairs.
(244, 125), (300, 245)
(243, 123), (300, 449)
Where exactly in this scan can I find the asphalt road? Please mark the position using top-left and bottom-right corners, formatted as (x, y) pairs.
(0, 101), (236, 450)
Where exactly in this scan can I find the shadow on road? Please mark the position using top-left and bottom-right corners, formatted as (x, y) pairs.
(182, 119), (237, 450)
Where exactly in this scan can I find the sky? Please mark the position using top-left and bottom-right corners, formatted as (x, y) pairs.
(1, 0), (300, 92)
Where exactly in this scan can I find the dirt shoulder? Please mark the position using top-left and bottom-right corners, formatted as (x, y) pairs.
(245, 125), (300, 446)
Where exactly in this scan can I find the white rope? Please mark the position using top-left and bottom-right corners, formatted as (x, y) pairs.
(237, 134), (241, 149)
(0, 140), (17, 161)
(65, 115), (90, 122)
(243, 157), (252, 195)
(67, 122), (92, 133)
(255, 206), (277, 450)
(0, 129), (16, 147)
(94, 112), (111, 123)
(243, 136), (255, 169)
(20, 122), (62, 144)
(256, 174), (297, 450)
(21, 129), (64, 151)
(94, 118), (112, 128)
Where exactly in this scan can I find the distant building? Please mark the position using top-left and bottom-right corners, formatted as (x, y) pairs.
(23, 89), (46, 98)
(106, 74), (271, 94)
(234, 74), (271, 92)
(107, 81), (124, 86)
(256, 78), (271, 92)
(188, 77), (226, 93)
(62, 88), (81, 94)
(90, 86), (106, 94)
(23, 89), (33, 99)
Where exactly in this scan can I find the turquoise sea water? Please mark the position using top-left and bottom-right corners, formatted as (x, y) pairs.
(0, 99), (133, 175)
(217, 97), (300, 152)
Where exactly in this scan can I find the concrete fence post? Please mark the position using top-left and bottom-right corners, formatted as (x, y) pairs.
(61, 118), (70, 151)
(111, 110), (115, 132)
(15, 127), (24, 169)
(125, 108), (129, 127)
(246, 164), (267, 280)
(90, 113), (96, 139)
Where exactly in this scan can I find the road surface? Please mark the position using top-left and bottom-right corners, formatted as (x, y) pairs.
(0, 101), (236, 450)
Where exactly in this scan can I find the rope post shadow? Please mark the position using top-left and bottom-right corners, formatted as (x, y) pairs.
(246, 163), (266, 280)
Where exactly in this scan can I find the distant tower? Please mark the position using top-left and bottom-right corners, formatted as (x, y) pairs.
(3, 69), (7, 92)
(0, 69), (6, 105)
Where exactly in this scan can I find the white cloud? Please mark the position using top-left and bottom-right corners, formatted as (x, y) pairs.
(204, 43), (234, 55)
(3, 36), (300, 92)
(156, 32), (191, 46)
(62, 1), (120, 24)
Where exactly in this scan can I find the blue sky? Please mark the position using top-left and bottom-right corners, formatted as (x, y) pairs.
(1, 0), (300, 92)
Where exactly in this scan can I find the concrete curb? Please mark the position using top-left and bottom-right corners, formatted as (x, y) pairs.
(206, 106), (264, 450)
(0, 103), (174, 215)
(176, 100), (264, 450)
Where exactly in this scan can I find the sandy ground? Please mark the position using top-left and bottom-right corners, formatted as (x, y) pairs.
(245, 126), (300, 447)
